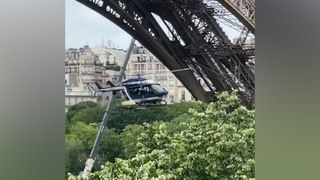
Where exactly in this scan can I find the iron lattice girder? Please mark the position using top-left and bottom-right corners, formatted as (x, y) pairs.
(75, 0), (209, 102)
(148, 0), (237, 92)
(75, 0), (255, 106)
(194, 0), (247, 33)
(153, 0), (254, 101)
(214, 0), (255, 34)
(185, 44), (255, 59)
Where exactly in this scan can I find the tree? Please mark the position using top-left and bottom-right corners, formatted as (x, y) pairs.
(69, 105), (104, 126)
(65, 138), (86, 178)
(65, 122), (123, 175)
(66, 101), (98, 122)
(69, 91), (255, 180)
(108, 101), (203, 132)
(65, 102), (104, 133)
(119, 124), (146, 159)
(65, 100), (202, 178)
(65, 100), (201, 134)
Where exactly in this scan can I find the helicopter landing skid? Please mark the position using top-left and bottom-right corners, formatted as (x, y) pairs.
(138, 100), (166, 107)
(119, 100), (166, 109)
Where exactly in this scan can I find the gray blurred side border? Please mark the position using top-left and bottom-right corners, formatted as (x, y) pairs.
(0, 0), (65, 179)
(257, 0), (320, 179)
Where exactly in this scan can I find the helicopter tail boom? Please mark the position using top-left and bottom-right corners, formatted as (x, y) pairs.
(86, 82), (126, 98)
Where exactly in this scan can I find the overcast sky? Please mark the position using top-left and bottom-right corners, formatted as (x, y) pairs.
(65, 0), (239, 50)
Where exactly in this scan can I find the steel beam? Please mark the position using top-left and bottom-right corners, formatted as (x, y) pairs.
(74, 0), (255, 106)
(75, 0), (209, 102)
(215, 0), (255, 33)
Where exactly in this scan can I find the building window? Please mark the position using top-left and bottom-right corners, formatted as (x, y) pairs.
(142, 55), (147, 61)
(170, 95), (174, 103)
(181, 91), (185, 101)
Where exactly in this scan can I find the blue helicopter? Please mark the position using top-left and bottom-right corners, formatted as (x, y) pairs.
(87, 77), (168, 107)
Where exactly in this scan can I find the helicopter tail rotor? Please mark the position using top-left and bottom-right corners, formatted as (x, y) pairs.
(106, 81), (115, 87)
(87, 83), (97, 98)
(95, 81), (104, 90)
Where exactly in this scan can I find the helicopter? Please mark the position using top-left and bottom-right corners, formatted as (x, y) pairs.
(87, 76), (168, 107)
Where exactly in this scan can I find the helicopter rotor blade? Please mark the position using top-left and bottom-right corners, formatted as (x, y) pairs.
(112, 68), (192, 77)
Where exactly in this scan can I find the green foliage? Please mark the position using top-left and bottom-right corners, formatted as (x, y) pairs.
(65, 122), (123, 176)
(69, 106), (104, 126)
(66, 122), (99, 153)
(65, 100), (202, 177)
(108, 101), (203, 132)
(119, 124), (145, 159)
(65, 102), (105, 133)
(69, 92), (255, 180)
(65, 138), (86, 177)
(66, 101), (98, 122)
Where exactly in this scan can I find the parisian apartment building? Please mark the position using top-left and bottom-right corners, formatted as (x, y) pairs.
(65, 44), (201, 112)
(65, 45), (103, 112)
(126, 45), (195, 103)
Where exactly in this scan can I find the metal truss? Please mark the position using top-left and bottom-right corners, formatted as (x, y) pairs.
(159, 0), (254, 106)
(214, 0), (255, 34)
(75, 0), (210, 103)
(75, 0), (255, 107)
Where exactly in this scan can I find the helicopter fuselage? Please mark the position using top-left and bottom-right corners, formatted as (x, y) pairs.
(87, 77), (168, 106)
(122, 81), (168, 105)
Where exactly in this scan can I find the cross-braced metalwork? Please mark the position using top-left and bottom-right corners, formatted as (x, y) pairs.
(75, 0), (255, 108)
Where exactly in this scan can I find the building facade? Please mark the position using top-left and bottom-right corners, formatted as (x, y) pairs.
(126, 45), (194, 103)
(65, 45), (104, 112)
(65, 43), (208, 111)
(91, 46), (127, 85)
(65, 45), (128, 112)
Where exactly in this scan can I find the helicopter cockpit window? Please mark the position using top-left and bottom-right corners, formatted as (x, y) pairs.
(151, 84), (167, 94)
(126, 85), (154, 99)
(136, 86), (150, 96)
(140, 86), (149, 93)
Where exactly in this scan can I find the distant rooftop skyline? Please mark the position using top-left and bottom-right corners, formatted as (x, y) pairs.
(66, 0), (240, 50)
